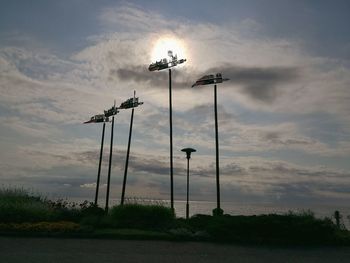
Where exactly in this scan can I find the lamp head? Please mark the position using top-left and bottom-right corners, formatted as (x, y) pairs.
(181, 147), (196, 159)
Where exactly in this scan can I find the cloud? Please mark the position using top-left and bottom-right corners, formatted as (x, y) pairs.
(205, 64), (300, 103)
(1, 3), (350, 206)
(99, 4), (174, 32)
(114, 62), (300, 104)
(80, 183), (96, 188)
(112, 65), (191, 89)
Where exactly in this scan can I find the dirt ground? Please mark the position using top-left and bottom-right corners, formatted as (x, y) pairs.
(1, 236), (350, 263)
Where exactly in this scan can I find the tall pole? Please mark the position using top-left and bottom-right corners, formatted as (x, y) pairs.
(105, 116), (114, 212)
(214, 84), (221, 213)
(121, 108), (134, 205)
(169, 68), (174, 211)
(186, 156), (190, 219)
(94, 122), (106, 206)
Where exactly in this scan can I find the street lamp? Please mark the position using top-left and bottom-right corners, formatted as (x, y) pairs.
(149, 50), (186, 210)
(104, 101), (119, 212)
(192, 73), (229, 216)
(181, 147), (196, 219)
(120, 91), (144, 205)
(84, 114), (110, 206)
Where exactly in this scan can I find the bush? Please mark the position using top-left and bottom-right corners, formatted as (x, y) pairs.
(79, 206), (106, 227)
(109, 204), (175, 230)
(186, 212), (340, 244)
(0, 188), (54, 223)
(0, 187), (98, 223)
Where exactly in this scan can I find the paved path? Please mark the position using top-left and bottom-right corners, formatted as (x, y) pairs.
(1, 237), (350, 262)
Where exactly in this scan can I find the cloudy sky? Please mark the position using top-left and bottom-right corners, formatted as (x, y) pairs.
(1, 0), (350, 208)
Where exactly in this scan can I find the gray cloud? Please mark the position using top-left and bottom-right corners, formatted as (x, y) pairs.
(205, 64), (299, 103)
(260, 130), (315, 146)
(113, 62), (299, 103)
(76, 149), (184, 178)
(111, 65), (192, 89)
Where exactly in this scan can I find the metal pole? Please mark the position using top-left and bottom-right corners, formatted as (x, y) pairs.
(169, 68), (174, 211)
(105, 116), (114, 212)
(121, 108), (134, 205)
(94, 122), (105, 206)
(186, 156), (190, 220)
(214, 84), (221, 212)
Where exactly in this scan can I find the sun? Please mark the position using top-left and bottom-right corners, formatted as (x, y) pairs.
(151, 36), (187, 62)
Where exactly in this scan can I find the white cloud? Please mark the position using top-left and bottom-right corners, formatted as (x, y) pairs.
(80, 183), (96, 188)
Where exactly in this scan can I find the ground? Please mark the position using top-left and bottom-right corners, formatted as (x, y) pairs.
(1, 237), (350, 262)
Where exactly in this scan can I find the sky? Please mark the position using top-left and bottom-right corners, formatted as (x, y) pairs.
(1, 0), (350, 209)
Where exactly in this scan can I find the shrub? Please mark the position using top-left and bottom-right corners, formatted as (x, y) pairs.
(0, 187), (97, 223)
(109, 204), (175, 230)
(0, 188), (54, 223)
(187, 212), (340, 244)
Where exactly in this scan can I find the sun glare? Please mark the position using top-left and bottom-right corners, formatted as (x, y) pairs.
(151, 36), (187, 62)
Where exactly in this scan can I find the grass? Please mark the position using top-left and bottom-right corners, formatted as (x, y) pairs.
(1, 187), (350, 245)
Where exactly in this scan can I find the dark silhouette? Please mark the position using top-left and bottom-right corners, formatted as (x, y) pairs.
(95, 122), (105, 206)
(192, 73), (228, 215)
(120, 92), (143, 205)
(105, 115), (115, 212)
(83, 111), (110, 206)
(149, 50), (186, 211)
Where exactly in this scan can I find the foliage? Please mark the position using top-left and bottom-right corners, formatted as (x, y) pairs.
(0, 187), (96, 223)
(109, 204), (175, 230)
(212, 207), (224, 216)
(0, 187), (53, 223)
(186, 211), (341, 244)
(1, 187), (350, 244)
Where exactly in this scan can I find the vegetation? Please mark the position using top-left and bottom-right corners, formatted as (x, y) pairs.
(0, 187), (96, 223)
(1, 187), (350, 245)
(109, 204), (175, 229)
(184, 212), (346, 244)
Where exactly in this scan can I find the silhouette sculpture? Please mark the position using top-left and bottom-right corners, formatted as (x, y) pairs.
(120, 91), (143, 205)
(84, 113), (110, 206)
(149, 50), (186, 211)
(192, 73), (229, 216)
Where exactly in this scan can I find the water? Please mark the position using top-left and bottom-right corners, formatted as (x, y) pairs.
(173, 201), (343, 217)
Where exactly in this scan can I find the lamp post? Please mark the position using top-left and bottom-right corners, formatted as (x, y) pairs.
(84, 114), (110, 206)
(181, 148), (196, 219)
(120, 91), (143, 205)
(149, 50), (186, 210)
(192, 73), (229, 216)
